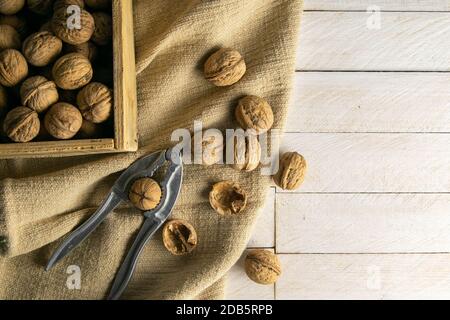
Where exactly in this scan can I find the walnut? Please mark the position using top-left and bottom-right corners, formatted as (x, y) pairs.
(78, 119), (100, 138)
(245, 250), (281, 285)
(52, 7), (94, 45)
(204, 48), (246, 87)
(3, 106), (40, 142)
(209, 181), (247, 216)
(27, 0), (54, 15)
(44, 102), (82, 139)
(53, 0), (85, 11)
(0, 49), (28, 87)
(0, 24), (21, 50)
(0, 84), (7, 115)
(129, 177), (162, 211)
(0, 14), (27, 37)
(235, 95), (274, 135)
(191, 132), (224, 166)
(91, 12), (111, 46)
(20, 76), (58, 113)
(52, 53), (93, 90)
(23, 32), (63, 67)
(85, 0), (109, 9)
(273, 152), (307, 191)
(232, 133), (261, 172)
(162, 219), (198, 256)
(65, 41), (97, 61)
(76, 82), (112, 123)
(0, 0), (25, 15)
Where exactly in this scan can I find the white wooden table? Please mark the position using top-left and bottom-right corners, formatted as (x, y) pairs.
(226, 0), (450, 300)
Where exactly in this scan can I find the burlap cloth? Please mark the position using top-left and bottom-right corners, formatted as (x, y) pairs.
(0, 0), (302, 299)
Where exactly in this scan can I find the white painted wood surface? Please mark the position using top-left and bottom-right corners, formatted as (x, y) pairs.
(303, 0), (450, 11)
(288, 72), (450, 133)
(297, 12), (450, 71)
(247, 188), (275, 248)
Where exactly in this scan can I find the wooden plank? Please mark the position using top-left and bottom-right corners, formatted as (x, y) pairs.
(226, 250), (275, 300)
(276, 193), (450, 253)
(296, 12), (450, 71)
(277, 254), (450, 299)
(247, 188), (275, 248)
(280, 133), (450, 192)
(287, 72), (450, 133)
(304, 0), (450, 11)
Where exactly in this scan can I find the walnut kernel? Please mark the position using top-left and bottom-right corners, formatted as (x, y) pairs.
(0, 24), (21, 50)
(235, 95), (274, 135)
(23, 32), (63, 67)
(0, 0), (25, 15)
(129, 177), (162, 211)
(3, 106), (40, 143)
(91, 12), (112, 46)
(52, 7), (94, 45)
(204, 48), (246, 87)
(245, 250), (281, 285)
(44, 102), (82, 139)
(20, 76), (58, 113)
(162, 219), (198, 256)
(273, 152), (307, 190)
(76, 82), (112, 123)
(52, 53), (93, 90)
(209, 181), (247, 215)
(0, 49), (28, 87)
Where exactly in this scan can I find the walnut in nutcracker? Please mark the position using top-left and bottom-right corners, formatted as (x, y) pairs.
(52, 53), (93, 90)
(0, 0), (25, 15)
(245, 250), (281, 285)
(91, 12), (112, 46)
(232, 133), (261, 172)
(27, 0), (54, 15)
(273, 152), (307, 190)
(209, 181), (247, 215)
(20, 76), (59, 113)
(3, 106), (40, 143)
(0, 49), (28, 87)
(52, 7), (95, 45)
(44, 102), (83, 139)
(76, 82), (112, 123)
(162, 220), (198, 256)
(129, 177), (162, 211)
(204, 48), (246, 87)
(235, 95), (274, 135)
(0, 24), (21, 50)
(23, 32), (63, 67)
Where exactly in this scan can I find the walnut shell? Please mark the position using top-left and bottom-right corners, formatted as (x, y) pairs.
(44, 102), (82, 139)
(0, 24), (21, 50)
(0, 84), (8, 115)
(235, 95), (274, 135)
(0, 0), (25, 15)
(23, 32), (63, 67)
(52, 7), (94, 45)
(52, 53), (93, 90)
(162, 219), (198, 256)
(129, 177), (162, 211)
(0, 14), (27, 37)
(3, 106), (40, 142)
(76, 82), (112, 123)
(273, 152), (307, 190)
(191, 132), (224, 166)
(209, 181), (247, 215)
(0, 49), (28, 87)
(85, 0), (109, 9)
(232, 133), (261, 172)
(53, 0), (85, 11)
(245, 250), (281, 285)
(204, 48), (246, 87)
(20, 76), (58, 113)
(91, 12), (111, 46)
(27, 0), (54, 15)
(65, 41), (97, 61)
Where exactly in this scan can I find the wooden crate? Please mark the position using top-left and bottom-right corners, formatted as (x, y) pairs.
(0, 0), (138, 159)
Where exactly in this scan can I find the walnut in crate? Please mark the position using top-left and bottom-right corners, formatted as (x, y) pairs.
(0, 49), (28, 87)
(77, 82), (112, 123)
(162, 220), (198, 256)
(232, 133), (261, 172)
(52, 53), (93, 90)
(235, 95), (274, 135)
(209, 181), (247, 215)
(0, 84), (7, 115)
(91, 12), (112, 46)
(39, 21), (52, 33)
(129, 177), (162, 211)
(0, 0), (25, 15)
(0, 24), (21, 50)
(85, 0), (110, 9)
(78, 119), (100, 138)
(3, 106), (40, 143)
(245, 250), (281, 285)
(44, 102), (83, 139)
(52, 7), (95, 45)
(273, 152), (307, 191)
(0, 15), (27, 37)
(20, 76), (59, 113)
(27, 0), (54, 15)
(53, 0), (85, 11)
(204, 48), (246, 87)
(23, 32), (63, 67)
(65, 41), (98, 61)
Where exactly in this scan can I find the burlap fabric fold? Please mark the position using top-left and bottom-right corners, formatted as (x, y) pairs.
(0, 0), (302, 299)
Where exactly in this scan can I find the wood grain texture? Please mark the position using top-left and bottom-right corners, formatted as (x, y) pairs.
(296, 12), (450, 71)
(247, 188), (275, 248)
(280, 133), (450, 192)
(276, 193), (450, 253)
(303, 0), (450, 11)
(287, 72), (450, 133)
(277, 254), (450, 299)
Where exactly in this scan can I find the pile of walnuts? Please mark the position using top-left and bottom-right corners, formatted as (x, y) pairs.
(0, 0), (113, 143)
